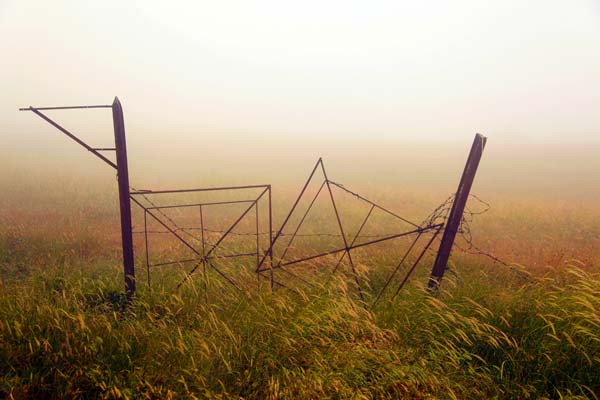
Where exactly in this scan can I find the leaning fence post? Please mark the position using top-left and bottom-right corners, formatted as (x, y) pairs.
(429, 133), (487, 291)
(112, 97), (136, 298)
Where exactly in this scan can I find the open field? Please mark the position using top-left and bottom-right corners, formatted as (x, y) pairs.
(2, 1), (599, 398)
(0, 164), (599, 399)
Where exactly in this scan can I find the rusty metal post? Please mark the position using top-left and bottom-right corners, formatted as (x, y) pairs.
(429, 133), (487, 291)
(268, 185), (274, 291)
(112, 97), (135, 298)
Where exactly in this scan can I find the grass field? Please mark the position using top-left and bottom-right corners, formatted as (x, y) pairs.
(1, 174), (599, 399)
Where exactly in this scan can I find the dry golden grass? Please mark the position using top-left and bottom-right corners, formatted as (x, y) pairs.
(0, 176), (599, 399)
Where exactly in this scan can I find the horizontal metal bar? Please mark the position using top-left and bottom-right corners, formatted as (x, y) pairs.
(145, 199), (255, 210)
(130, 184), (271, 195)
(257, 224), (443, 272)
(28, 108), (117, 170)
(19, 105), (112, 111)
(91, 147), (116, 151)
(347, 224), (441, 250)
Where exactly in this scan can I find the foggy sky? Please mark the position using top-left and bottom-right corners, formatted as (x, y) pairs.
(2, 1), (599, 143)
(1, 1), (599, 202)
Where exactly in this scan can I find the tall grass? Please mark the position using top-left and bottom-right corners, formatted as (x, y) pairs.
(1, 243), (598, 399)
(0, 183), (599, 399)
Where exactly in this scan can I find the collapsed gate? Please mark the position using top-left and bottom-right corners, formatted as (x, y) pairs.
(20, 97), (486, 305)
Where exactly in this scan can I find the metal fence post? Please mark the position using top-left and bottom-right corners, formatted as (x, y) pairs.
(112, 97), (135, 298)
(429, 133), (487, 291)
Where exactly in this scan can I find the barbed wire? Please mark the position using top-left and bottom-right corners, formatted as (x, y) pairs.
(412, 192), (513, 268)
(132, 185), (512, 271)
(132, 227), (412, 239)
(130, 186), (199, 242)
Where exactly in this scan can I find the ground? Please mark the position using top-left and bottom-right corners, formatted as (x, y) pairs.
(0, 178), (598, 399)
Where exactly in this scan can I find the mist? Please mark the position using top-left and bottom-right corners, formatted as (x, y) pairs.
(1, 1), (599, 206)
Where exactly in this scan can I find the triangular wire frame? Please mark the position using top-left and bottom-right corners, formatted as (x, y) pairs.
(257, 158), (444, 306)
(20, 101), (472, 304)
(130, 185), (274, 292)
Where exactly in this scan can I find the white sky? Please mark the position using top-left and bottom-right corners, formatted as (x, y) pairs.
(1, 0), (599, 145)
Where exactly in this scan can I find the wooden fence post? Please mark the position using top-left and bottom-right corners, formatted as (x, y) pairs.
(429, 133), (487, 291)
(112, 97), (135, 298)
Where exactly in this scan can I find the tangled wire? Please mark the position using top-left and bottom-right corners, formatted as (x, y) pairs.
(132, 184), (512, 270)
(421, 193), (510, 267)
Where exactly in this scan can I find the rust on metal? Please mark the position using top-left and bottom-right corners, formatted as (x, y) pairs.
(429, 133), (487, 291)
(112, 97), (136, 298)
(20, 98), (487, 302)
